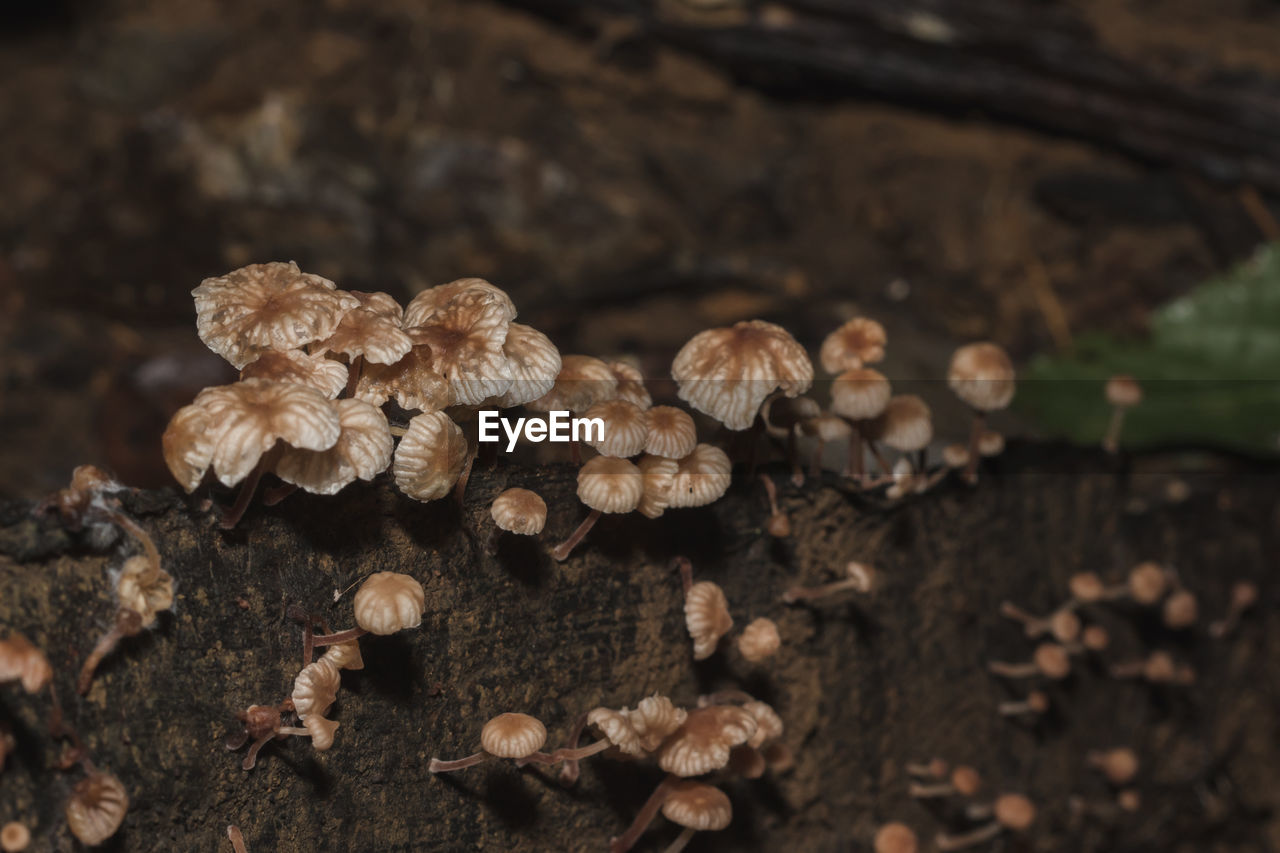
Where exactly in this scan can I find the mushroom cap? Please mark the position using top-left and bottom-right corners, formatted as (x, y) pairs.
(820, 317), (887, 374)
(1163, 590), (1198, 628)
(115, 556), (174, 627)
(181, 379), (343, 487)
(354, 330), (451, 412)
(1069, 571), (1106, 602)
(490, 488), (548, 535)
(1081, 625), (1110, 651)
(408, 287), (515, 406)
(672, 320), (814, 430)
(1091, 747), (1139, 784)
(402, 278), (516, 330)
(315, 291), (414, 365)
(729, 744), (767, 779)
(587, 707), (644, 756)
(977, 429), (1006, 457)
(1128, 561), (1168, 604)
(240, 349), (349, 399)
(65, 771), (128, 846)
(661, 781), (733, 831)
(669, 444), (732, 509)
(941, 443), (970, 469)
(320, 639), (364, 671)
(1048, 609), (1081, 643)
(644, 406), (698, 459)
(353, 572), (425, 635)
(830, 368), (892, 421)
(800, 413), (853, 442)
(275, 399), (393, 495)
(161, 403), (217, 493)
(947, 342), (1016, 411)
(874, 822), (918, 853)
(527, 355), (618, 413)
(192, 262), (359, 369)
(657, 705), (758, 777)
(867, 395), (933, 452)
(737, 617), (781, 663)
(480, 712), (547, 758)
(492, 323), (562, 408)
(685, 581), (734, 660)
(0, 633), (52, 694)
(0, 821), (30, 853)
(762, 395), (822, 434)
(993, 793), (1036, 831)
(304, 715), (340, 751)
(1033, 643), (1071, 679)
(608, 360), (653, 410)
(1105, 374), (1142, 407)
(576, 457), (644, 514)
(742, 699), (784, 748)
(393, 411), (469, 502)
(625, 694), (689, 752)
(950, 765), (982, 796)
(636, 455), (679, 519)
(292, 657), (341, 720)
(583, 399), (649, 458)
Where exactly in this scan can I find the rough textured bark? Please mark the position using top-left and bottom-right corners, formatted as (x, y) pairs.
(0, 445), (1276, 851)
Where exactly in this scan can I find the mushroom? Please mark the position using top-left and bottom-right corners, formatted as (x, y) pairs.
(685, 581), (733, 660)
(429, 712), (547, 773)
(353, 328), (451, 412)
(0, 633), (53, 694)
(988, 643), (1072, 680)
(999, 601), (1081, 643)
(909, 765), (983, 799)
(226, 825), (249, 853)
(874, 822), (919, 853)
(292, 658), (341, 720)
(636, 455), (679, 519)
(946, 342), (1015, 483)
(737, 617), (781, 663)
(1110, 651), (1194, 685)
(192, 261), (359, 369)
(274, 398), (394, 497)
(782, 560), (878, 604)
(997, 690), (1050, 717)
(656, 705), (758, 777)
(586, 708), (644, 757)
(404, 284), (516, 406)
(660, 781), (732, 853)
(625, 694), (689, 752)
(78, 555), (176, 694)
(976, 429), (1005, 457)
(1087, 748), (1140, 785)
(310, 571), (425, 648)
(729, 744), (767, 778)
(644, 407), (698, 460)
(320, 639), (364, 671)
(1081, 625), (1110, 652)
(758, 474), (790, 536)
(942, 443), (970, 469)
(583, 399), (650, 458)
(403, 277), (516, 327)
(65, 771), (128, 846)
(551, 457), (643, 561)
(829, 367), (891, 479)
(1127, 561), (1170, 605)
(528, 354), (618, 415)
(668, 444), (732, 508)
(0, 822), (29, 853)
(1210, 581), (1258, 638)
(239, 349), (349, 399)
(607, 360), (653, 410)
(820, 317), (887, 374)
(761, 395), (821, 484)
(313, 290), (414, 391)
(392, 411), (469, 502)
(741, 699), (784, 749)
(936, 793), (1035, 851)
(1162, 589), (1199, 629)
(671, 320), (814, 431)
(799, 413), (853, 479)
(1103, 374), (1142, 453)
(492, 323), (563, 408)
(865, 394), (932, 473)
(491, 488), (547, 535)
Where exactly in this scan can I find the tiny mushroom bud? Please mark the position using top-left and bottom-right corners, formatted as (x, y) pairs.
(353, 572), (426, 636)
(240, 349), (349, 398)
(910, 765), (982, 798)
(1162, 589), (1199, 629)
(492, 323), (563, 408)
(644, 407), (698, 460)
(737, 617), (781, 663)
(671, 320), (813, 431)
(783, 560), (878, 604)
(491, 488), (548, 535)
(1210, 581), (1258, 637)
(1103, 374), (1142, 453)
(275, 399), (394, 496)
(584, 399), (650, 458)
(820, 317), (887, 374)
(66, 771), (129, 846)
(976, 429), (1005, 457)
(668, 444), (732, 509)
(942, 443), (970, 469)
(0, 822), (29, 853)
(636, 455), (679, 519)
(1081, 625), (1110, 652)
(661, 781), (732, 853)
(1087, 748), (1140, 785)
(393, 411), (469, 502)
(947, 342), (1015, 483)
(552, 457), (644, 561)
(1069, 571), (1107, 603)
(874, 822), (919, 853)
(685, 581), (734, 660)
(1111, 650), (1194, 685)
(0, 633), (53, 694)
(657, 705), (758, 777)
(999, 601), (1080, 643)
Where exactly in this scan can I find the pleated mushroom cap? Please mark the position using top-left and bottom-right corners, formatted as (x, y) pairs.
(240, 349), (349, 399)
(625, 694), (688, 753)
(0, 633), (52, 694)
(403, 277), (516, 329)
(583, 399), (649, 458)
(115, 556), (174, 628)
(393, 411), (469, 502)
(66, 772), (128, 846)
(192, 261), (358, 369)
(275, 399), (393, 495)
(820, 317), (887, 374)
(292, 657), (340, 720)
(480, 713), (547, 758)
(736, 618), (781, 663)
(830, 368), (892, 421)
(407, 287), (514, 406)
(316, 291), (413, 365)
(669, 444), (732, 509)
(662, 781), (733, 831)
(353, 572), (425, 635)
(672, 320), (813, 431)
(636, 455), (679, 519)
(161, 403), (216, 493)
(492, 323), (562, 408)
(355, 328), (451, 413)
(643, 406), (698, 459)
(304, 715), (340, 751)
(657, 705), (757, 777)
(608, 360), (652, 409)
(947, 342), (1016, 411)
(684, 581), (733, 660)
(527, 355), (618, 413)
(587, 707), (644, 756)
(320, 640), (364, 671)
(491, 488), (547, 535)
(576, 457), (643, 514)
(742, 700), (784, 748)
(867, 395), (933, 453)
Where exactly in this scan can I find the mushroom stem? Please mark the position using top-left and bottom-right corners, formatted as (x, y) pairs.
(998, 691), (1048, 716)
(663, 828), (697, 853)
(227, 825), (249, 853)
(557, 712), (591, 786)
(935, 822), (1002, 851)
(963, 410), (986, 484)
(453, 444), (477, 506)
(999, 601), (1077, 638)
(782, 577), (862, 604)
(609, 774), (678, 853)
(808, 438), (827, 479)
(275, 726), (311, 737)
(551, 509), (602, 561)
(77, 608), (145, 695)
(242, 734), (277, 771)
(221, 459), (269, 529)
(759, 475), (789, 536)
(909, 781), (960, 798)
(845, 426), (864, 480)
(986, 660), (1039, 679)
(428, 752), (488, 774)
(518, 739), (612, 766)
(867, 440), (893, 477)
(344, 355), (364, 399)
(310, 627), (368, 647)
(673, 557), (694, 596)
(786, 430), (804, 486)
(1102, 405), (1127, 454)
(262, 483), (299, 507)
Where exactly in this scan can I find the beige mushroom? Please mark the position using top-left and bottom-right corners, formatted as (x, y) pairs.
(644, 406), (698, 460)
(737, 618), (780, 663)
(607, 360), (653, 410)
(657, 705), (758, 777)
(239, 349), (349, 398)
(685, 581), (733, 660)
(314, 290), (414, 366)
(393, 411), (469, 502)
(584, 399), (649, 458)
(527, 354), (618, 414)
(353, 572), (426, 636)
(406, 285), (515, 406)
(947, 342), (1015, 483)
(636, 455), (679, 519)
(429, 712), (547, 773)
(65, 771), (128, 846)
(492, 323), (562, 408)
(551, 457), (643, 561)
(820, 317), (887, 374)
(0, 821), (30, 853)
(669, 444), (732, 508)
(292, 657), (341, 720)
(275, 399), (393, 495)
(874, 822), (919, 853)
(354, 328), (451, 412)
(402, 277), (516, 329)
(830, 367), (891, 479)
(936, 793), (1035, 851)
(1103, 374), (1142, 453)
(491, 488), (548, 535)
(0, 633), (52, 694)
(661, 781), (732, 853)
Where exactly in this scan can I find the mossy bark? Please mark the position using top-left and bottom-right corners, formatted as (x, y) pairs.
(0, 445), (1276, 852)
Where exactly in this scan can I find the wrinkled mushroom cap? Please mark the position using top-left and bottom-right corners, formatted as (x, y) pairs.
(576, 457), (643, 514)
(240, 349), (349, 399)
(947, 342), (1016, 411)
(393, 411), (469, 502)
(160, 403), (215, 494)
(491, 488), (547, 535)
(820, 317), (887, 374)
(480, 712), (547, 758)
(0, 633), (53, 694)
(115, 556), (174, 627)
(292, 657), (340, 720)
(587, 707), (644, 756)
(66, 771), (128, 846)
(636, 455), (679, 519)
(737, 618), (780, 664)
(669, 444), (732, 509)
(644, 406), (698, 460)
(608, 360), (652, 410)
(304, 715), (340, 751)
(874, 822), (919, 853)
(662, 781), (733, 831)
(994, 793), (1036, 831)
(192, 262), (359, 369)
(672, 320), (814, 430)
(527, 355), (618, 413)
(625, 694), (689, 753)
(657, 705), (758, 777)
(320, 640), (364, 671)
(403, 278), (516, 329)
(492, 323), (562, 408)
(355, 330), (451, 412)
(408, 288), (515, 406)
(353, 572), (425, 635)
(1105, 374), (1142, 407)
(315, 291), (413, 365)
(742, 700), (784, 749)
(583, 399), (649, 458)
(685, 581), (734, 660)
(866, 395), (933, 452)
(275, 398), (393, 495)
(830, 368), (892, 421)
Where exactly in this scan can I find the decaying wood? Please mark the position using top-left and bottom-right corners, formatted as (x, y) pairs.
(0, 445), (1276, 851)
